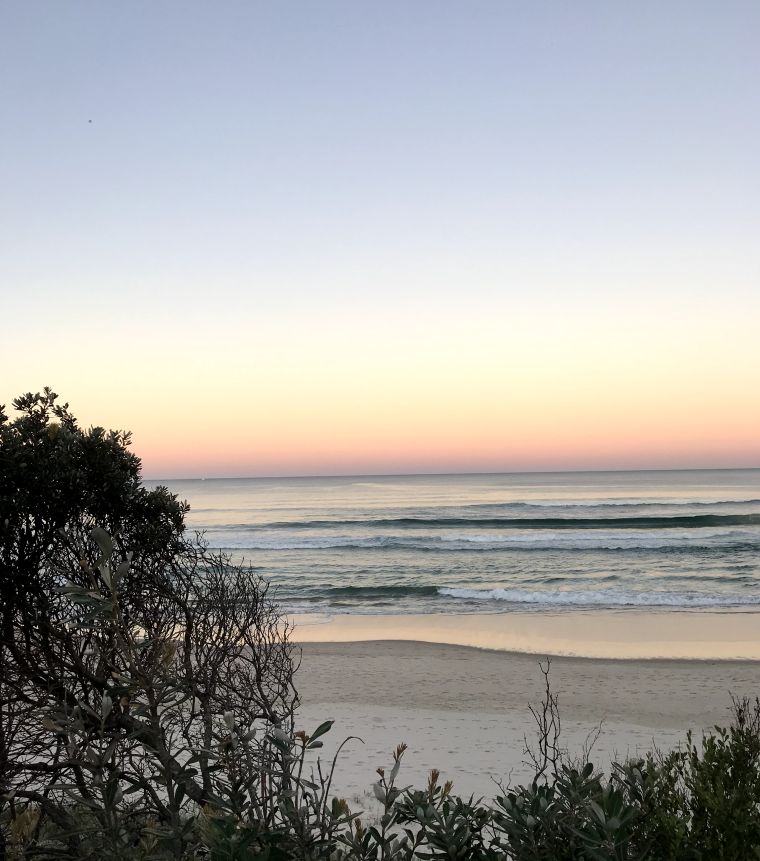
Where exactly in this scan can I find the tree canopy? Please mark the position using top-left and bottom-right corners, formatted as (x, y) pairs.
(0, 388), (187, 632)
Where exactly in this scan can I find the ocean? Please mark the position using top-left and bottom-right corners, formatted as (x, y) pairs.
(146, 470), (760, 618)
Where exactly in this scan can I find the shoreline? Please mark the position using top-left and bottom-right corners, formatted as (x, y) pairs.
(294, 639), (760, 800)
(290, 609), (760, 660)
(298, 637), (760, 666)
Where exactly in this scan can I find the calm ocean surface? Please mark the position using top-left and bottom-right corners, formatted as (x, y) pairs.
(146, 471), (760, 617)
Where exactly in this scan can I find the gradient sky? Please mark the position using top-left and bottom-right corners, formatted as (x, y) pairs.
(2, 2), (759, 477)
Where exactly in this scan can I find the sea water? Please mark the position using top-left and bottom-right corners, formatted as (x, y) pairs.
(145, 470), (760, 618)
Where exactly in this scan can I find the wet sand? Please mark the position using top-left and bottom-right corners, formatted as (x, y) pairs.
(291, 609), (760, 660)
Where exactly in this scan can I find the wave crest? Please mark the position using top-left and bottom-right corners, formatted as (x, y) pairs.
(437, 586), (760, 608)
(205, 529), (760, 552)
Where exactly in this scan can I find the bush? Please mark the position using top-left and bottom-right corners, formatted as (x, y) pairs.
(0, 391), (300, 859)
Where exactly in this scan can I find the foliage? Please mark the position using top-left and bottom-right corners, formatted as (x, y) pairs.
(1, 525), (301, 857)
(0, 388), (187, 636)
(0, 391), (299, 859)
(614, 697), (760, 860)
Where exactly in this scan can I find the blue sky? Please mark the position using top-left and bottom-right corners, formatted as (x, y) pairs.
(2, 2), (759, 475)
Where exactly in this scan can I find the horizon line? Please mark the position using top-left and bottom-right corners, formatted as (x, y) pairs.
(141, 464), (760, 482)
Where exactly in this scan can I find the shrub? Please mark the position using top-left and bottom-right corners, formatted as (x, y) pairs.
(0, 391), (300, 859)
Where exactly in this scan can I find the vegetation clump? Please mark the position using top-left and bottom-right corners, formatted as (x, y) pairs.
(2, 390), (760, 859)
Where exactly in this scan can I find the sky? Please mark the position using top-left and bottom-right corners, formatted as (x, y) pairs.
(1, 1), (759, 478)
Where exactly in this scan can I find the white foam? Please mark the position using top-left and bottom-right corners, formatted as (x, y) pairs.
(437, 586), (760, 608)
(203, 528), (760, 552)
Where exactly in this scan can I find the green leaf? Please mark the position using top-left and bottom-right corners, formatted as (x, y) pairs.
(91, 526), (113, 559)
(309, 720), (334, 743)
(588, 799), (606, 824)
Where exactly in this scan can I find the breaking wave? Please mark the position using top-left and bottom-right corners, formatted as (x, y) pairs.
(437, 586), (760, 608)
(206, 528), (760, 552)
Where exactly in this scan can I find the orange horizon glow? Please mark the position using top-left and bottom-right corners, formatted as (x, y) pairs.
(4, 290), (759, 479)
(134, 401), (760, 477)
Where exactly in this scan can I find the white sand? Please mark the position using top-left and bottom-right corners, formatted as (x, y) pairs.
(293, 639), (760, 803)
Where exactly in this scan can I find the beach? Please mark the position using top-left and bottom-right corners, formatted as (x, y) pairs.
(294, 638), (760, 802)
(160, 472), (760, 800)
